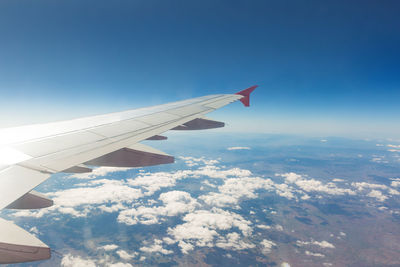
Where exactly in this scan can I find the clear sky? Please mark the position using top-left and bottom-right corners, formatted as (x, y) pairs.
(0, 1), (399, 138)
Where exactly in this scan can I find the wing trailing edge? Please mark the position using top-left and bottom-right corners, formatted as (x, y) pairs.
(0, 218), (50, 264)
(5, 190), (53, 210)
(172, 118), (224, 130)
(84, 143), (174, 168)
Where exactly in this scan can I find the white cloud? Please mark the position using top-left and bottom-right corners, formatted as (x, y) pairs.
(279, 173), (356, 196)
(140, 239), (173, 255)
(167, 208), (253, 251)
(61, 253), (133, 267)
(351, 182), (399, 201)
(367, 190), (387, 202)
(305, 251), (325, 257)
(297, 240), (335, 249)
(200, 176), (277, 207)
(116, 250), (137, 260)
(216, 232), (255, 250)
(107, 263), (133, 267)
(100, 244), (119, 251)
(256, 224), (271, 230)
(260, 239), (276, 254)
(202, 180), (217, 188)
(352, 182), (387, 191)
(391, 178), (400, 188)
(61, 254), (97, 267)
(29, 226), (40, 236)
(332, 178), (345, 182)
(227, 146), (251, 150)
(69, 167), (131, 180)
(117, 191), (198, 225)
(177, 240), (194, 254)
(387, 144), (400, 148)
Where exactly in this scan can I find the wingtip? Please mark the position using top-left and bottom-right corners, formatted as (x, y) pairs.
(235, 85), (258, 107)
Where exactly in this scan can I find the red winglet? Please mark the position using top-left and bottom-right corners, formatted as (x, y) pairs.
(235, 85), (258, 107)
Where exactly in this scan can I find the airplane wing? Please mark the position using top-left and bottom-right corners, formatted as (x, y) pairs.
(0, 85), (256, 264)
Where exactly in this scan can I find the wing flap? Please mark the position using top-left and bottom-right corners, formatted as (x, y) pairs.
(146, 135), (168, 140)
(0, 166), (50, 210)
(63, 165), (92, 173)
(172, 118), (224, 130)
(5, 190), (53, 210)
(0, 218), (50, 264)
(84, 143), (174, 167)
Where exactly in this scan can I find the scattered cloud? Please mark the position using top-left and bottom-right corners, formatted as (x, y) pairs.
(278, 173), (356, 196)
(8, 155), (398, 265)
(69, 167), (131, 180)
(29, 226), (40, 236)
(332, 178), (345, 182)
(117, 191), (198, 225)
(367, 190), (388, 202)
(260, 239), (276, 254)
(100, 244), (119, 251)
(61, 254), (97, 267)
(116, 250), (138, 260)
(61, 253), (133, 267)
(256, 224), (271, 230)
(227, 146), (251, 150)
(140, 239), (173, 255)
(297, 240), (335, 249)
(167, 208), (253, 252)
(305, 250), (325, 257)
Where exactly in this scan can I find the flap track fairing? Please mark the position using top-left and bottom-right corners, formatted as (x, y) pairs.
(84, 143), (174, 168)
(172, 118), (224, 130)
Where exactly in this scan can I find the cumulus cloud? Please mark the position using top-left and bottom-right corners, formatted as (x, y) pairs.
(216, 232), (255, 250)
(12, 155), (391, 263)
(260, 239), (276, 254)
(116, 250), (138, 260)
(107, 263), (133, 267)
(18, 179), (143, 218)
(140, 239), (173, 255)
(200, 176), (276, 207)
(387, 144), (400, 152)
(61, 254), (97, 267)
(278, 173), (356, 196)
(297, 240), (335, 249)
(256, 224), (271, 230)
(29, 226), (40, 237)
(227, 146), (251, 150)
(351, 182), (400, 201)
(100, 244), (119, 251)
(391, 178), (400, 188)
(117, 191), (198, 225)
(332, 178), (345, 182)
(305, 250), (325, 257)
(69, 167), (131, 180)
(367, 190), (388, 202)
(167, 208), (253, 251)
(61, 253), (133, 267)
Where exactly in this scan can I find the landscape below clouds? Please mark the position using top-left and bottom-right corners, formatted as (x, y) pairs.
(2, 134), (400, 267)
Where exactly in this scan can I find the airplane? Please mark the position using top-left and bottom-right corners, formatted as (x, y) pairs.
(0, 85), (257, 264)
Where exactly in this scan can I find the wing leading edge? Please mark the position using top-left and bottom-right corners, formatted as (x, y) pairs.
(0, 85), (257, 264)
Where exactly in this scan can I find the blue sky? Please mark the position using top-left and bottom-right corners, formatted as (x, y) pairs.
(0, 0), (399, 138)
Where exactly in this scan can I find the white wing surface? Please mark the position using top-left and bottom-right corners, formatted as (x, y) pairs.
(0, 86), (256, 264)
